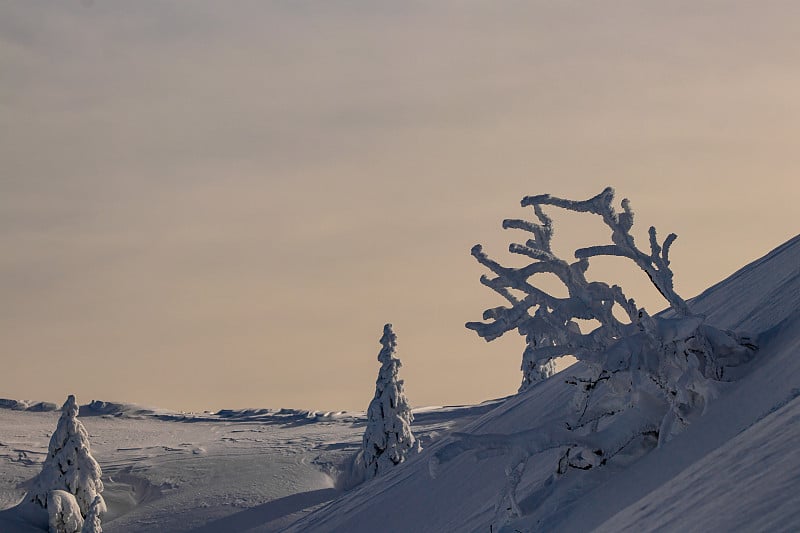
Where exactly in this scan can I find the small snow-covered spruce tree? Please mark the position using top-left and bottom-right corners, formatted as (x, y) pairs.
(446, 187), (756, 528)
(362, 324), (420, 479)
(80, 496), (103, 533)
(29, 395), (106, 520)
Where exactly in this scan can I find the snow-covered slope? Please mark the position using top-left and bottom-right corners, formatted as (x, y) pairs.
(597, 390), (800, 532)
(289, 234), (800, 533)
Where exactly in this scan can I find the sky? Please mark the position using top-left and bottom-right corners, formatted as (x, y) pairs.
(2, 1), (799, 412)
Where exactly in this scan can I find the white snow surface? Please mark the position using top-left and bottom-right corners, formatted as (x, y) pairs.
(0, 234), (798, 532)
(0, 399), (501, 532)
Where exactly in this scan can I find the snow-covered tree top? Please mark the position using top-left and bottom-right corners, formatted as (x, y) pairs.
(378, 324), (398, 365)
(62, 394), (79, 419)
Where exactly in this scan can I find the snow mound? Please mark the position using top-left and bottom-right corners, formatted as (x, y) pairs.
(0, 400), (58, 413)
(79, 400), (164, 419)
(213, 408), (362, 425)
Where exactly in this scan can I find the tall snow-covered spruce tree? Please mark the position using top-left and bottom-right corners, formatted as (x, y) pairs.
(362, 324), (420, 480)
(28, 395), (106, 522)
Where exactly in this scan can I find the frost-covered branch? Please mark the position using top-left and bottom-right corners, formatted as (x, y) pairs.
(521, 187), (688, 315)
(468, 188), (650, 391)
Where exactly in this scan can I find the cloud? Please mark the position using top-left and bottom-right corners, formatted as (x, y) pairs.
(1, 1), (799, 410)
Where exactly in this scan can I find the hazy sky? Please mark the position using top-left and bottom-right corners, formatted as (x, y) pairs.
(2, 1), (798, 412)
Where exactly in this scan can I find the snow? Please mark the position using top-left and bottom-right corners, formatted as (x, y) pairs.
(0, 235), (797, 532)
(0, 400), (498, 532)
(597, 393), (800, 533)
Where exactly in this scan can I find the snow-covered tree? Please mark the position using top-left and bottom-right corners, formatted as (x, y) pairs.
(80, 496), (103, 533)
(47, 490), (83, 533)
(467, 187), (754, 431)
(362, 324), (420, 479)
(29, 395), (106, 519)
(447, 187), (756, 528)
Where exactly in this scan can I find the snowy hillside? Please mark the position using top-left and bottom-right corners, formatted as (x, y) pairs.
(289, 234), (800, 533)
(0, 235), (797, 532)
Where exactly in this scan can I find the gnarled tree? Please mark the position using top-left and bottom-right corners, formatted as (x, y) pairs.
(450, 187), (756, 528)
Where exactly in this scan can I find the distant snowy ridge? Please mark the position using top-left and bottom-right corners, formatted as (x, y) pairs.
(0, 399), (358, 423)
(0, 397), (503, 426)
(0, 399), (59, 412)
